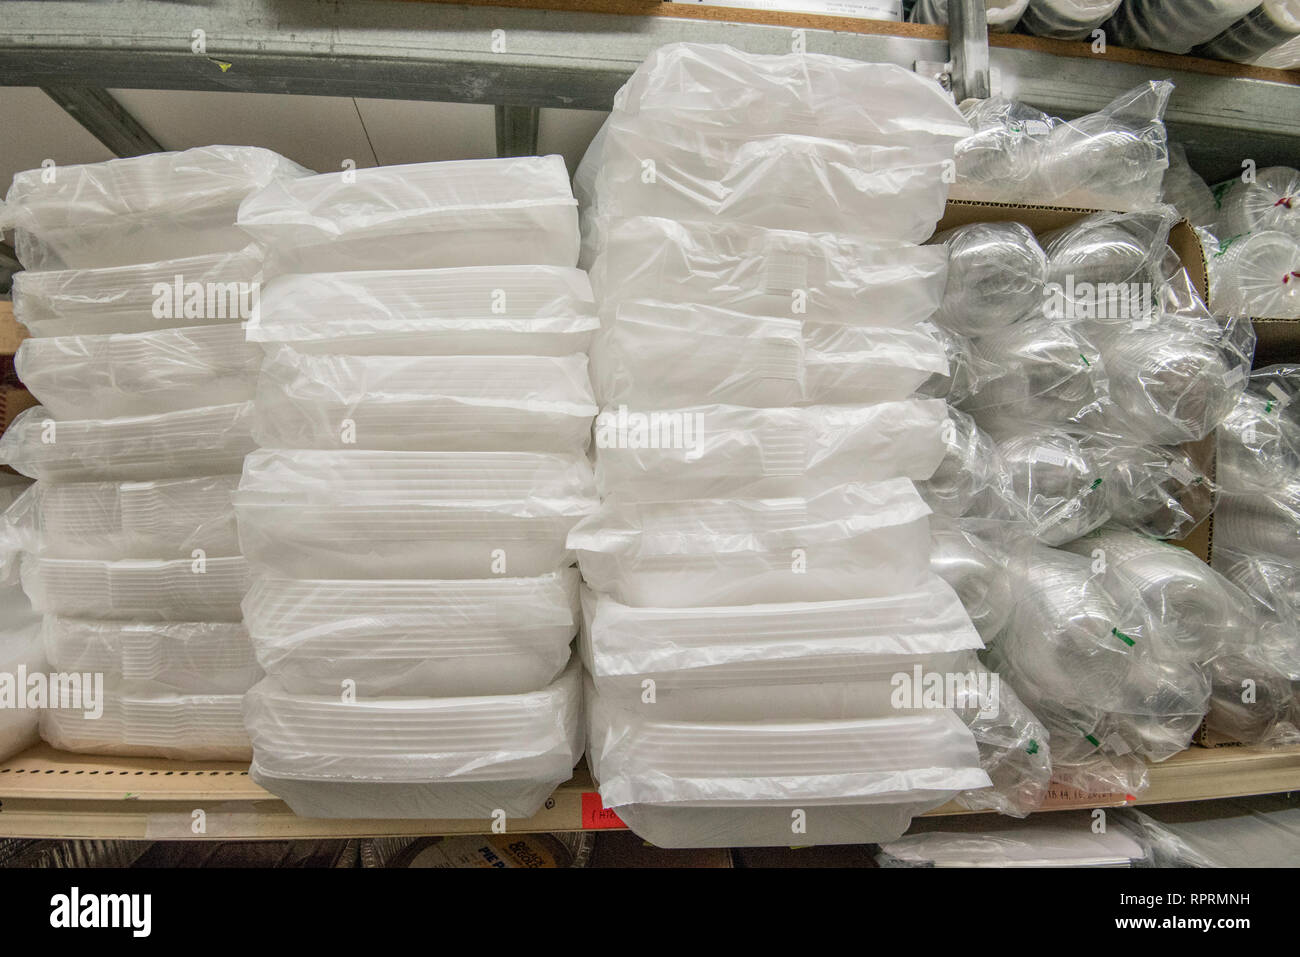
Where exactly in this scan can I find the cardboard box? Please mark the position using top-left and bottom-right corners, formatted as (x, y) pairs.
(0, 301), (26, 355)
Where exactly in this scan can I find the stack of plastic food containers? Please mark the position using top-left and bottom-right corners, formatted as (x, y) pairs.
(567, 42), (1063, 849)
(232, 156), (595, 819)
(0, 477), (41, 761)
(0, 147), (309, 759)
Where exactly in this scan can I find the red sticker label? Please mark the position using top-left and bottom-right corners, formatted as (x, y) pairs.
(581, 792), (626, 830)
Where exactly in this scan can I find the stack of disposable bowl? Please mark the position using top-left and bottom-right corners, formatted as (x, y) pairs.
(569, 42), (1060, 847)
(0, 147), (309, 759)
(232, 156), (595, 819)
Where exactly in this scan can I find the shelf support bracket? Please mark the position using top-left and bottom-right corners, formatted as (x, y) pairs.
(40, 86), (163, 157)
(494, 104), (540, 157)
(948, 0), (991, 102)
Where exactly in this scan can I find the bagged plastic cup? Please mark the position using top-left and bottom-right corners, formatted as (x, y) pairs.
(920, 410), (1021, 522)
(1096, 441), (1216, 540)
(953, 98), (1054, 201)
(910, 0), (1028, 30)
(594, 400), (948, 503)
(1203, 652), (1297, 744)
(1213, 487), (1300, 563)
(1207, 230), (1300, 319)
(1253, 33), (1300, 67)
(1212, 166), (1300, 241)
(1214, 364), (1300, 493)
(1104, 0), (1261, 54)
(996, 430), (1112, 544)
(928, 518), (1018, 642)
(917, 325), (998, 407)
(246, 265), (599, 356)
(0, 146), (309, 271)
(568, 479), (934, 607)
(42, 617), (261, 695)
(588, 217), (950, 328)
(1195, 0), (1300, 63)
(40, 688), (251, 760)
(930, 222), (1048, 335)
(1214, 547), (1300, 682)
(1020, 0), (1123, 39)
(236, 155), (580, 275)
(16, 324), (260, 419)
(1161, 143), (1219, 229)
(10, 247), (263, 338)
(1107, 654), (1211, 761)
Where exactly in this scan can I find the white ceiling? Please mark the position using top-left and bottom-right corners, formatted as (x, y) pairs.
(0, 87), (608, 191)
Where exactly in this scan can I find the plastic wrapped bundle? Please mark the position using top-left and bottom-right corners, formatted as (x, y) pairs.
(10, 247), (264, 338)
(917, 326), (997, 407)
(1108, 655), (1211, 761)
(579, 575), (981, 700)
(21, 553), (249, 622)
(247, 266), (598, 357)
(953, 98), (1054, 201)
(606, 43), (971, 152)
(909, 0), (1028, 30)
(251, 348), (597, 453)
(588, 217), (950, 328)
(928, 518), (1019, 642)
(1212, 165), (1300, 240)
(1195, 0), (1300, 63)
(1201, 651), (1299, 746)
(995, 430), (1112, 544)
(42, 618), (261, 695)
(593, 400), (948, 503)
(582, 115), (955, 246)
(877, 814), (1150, 866)
(16, 324), (260, 419)
(241, 570), (580, 697)
(589, 302), (948, 407)
(1104, 0), (1261, 54)
(568, 480), (934, 607)
(236, 155), (580, 275)
(1160, 143), (1219, 229)
(919, 409), (1016, 520)
(1253, 33), (1300, 67)
(586, 679), (990, 848)
(1096, 442), (1216, 540)
(1213, 545), (1300, 680)
(0, 146), (309, 271)
(931, 222), (1048, 336)
(6, 475), (240, 559)
(234, 449), (597, 579)
(40, 688), (251, 760)
(1020, 0), (1123, 38)
(1214, 364), (1300, 493)
(1207, 230), (1300, 320)
(962, 320), (1109, 432)
(0, 583), (44, 761)
(243, 660), (583, 819)
(0, 402), (256, 483)
(1119, 796), (1300, 868)
(1213, 486), (1300, 564)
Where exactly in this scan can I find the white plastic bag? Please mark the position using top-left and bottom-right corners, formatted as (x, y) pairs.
(235, 449), (597, 578)
(568, 479), (934, 607)
(588, 217), (949, 328)
(236, 155), (580, 275)
(250, 348), (597, 453)
(247, 265), (598, 356)
(42, 617), (261, 695)
(0, 402), (256, 483)
(241, 569), (580, 697)
(243, 659), (583, 819)
(593, 400), (948, 502)
(22, 553), (250, 621)
(41, 688), (251, 760)
(16, 324), (260, 419)
(0, 146), (309, 271)
(0, 584), (43, 761)
(8, 474), (240, 559)
(11, 247), (264, 338)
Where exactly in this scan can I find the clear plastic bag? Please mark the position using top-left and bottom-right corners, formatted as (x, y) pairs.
(579, 575), (981, 700)
(234, 449), (597, 579)
(585, 678), (990, 848)
(1214, 363), (1300, 494)
(243, 659), (583, 820)
(11, 247), (264, 338)
(1020, 0), (1123, 40)
(568, 480), (934, 607)
(920, 409), (1017, 521)
(916, 325), (998, 406)
(0, 402), (256, 483)
(42, 617), (261, 695)
(1106, 0), (1262, 55)
(1160, 143), (1219, 229)
(16, 324), (260, 419)
(995, 429), (1112, 544)
(1213, 544), (1300, 681)
(909, 0), (1028, 30)
(236, 155), (580, 275)
(241, 570), (580, 697)
(588, 216), (949, 328)
(593, 399), (949, 502)
(589, 301), (948, 407)
(1212, 165), (1300, 240)
(1195, 0), (1300, 64)
(0, 584), (44, 761)
(931, 222), (1047, 336)
(7, 474), (240, 560)
(40, 688), (251, 760)
(928, 517), (1021, 641)
(877, 814), (1150, 866)
(21, 553), (250, 622)
(247, 265), (598, 356)
(250, 348), (597, 453)
(1119, 796), (1300, 868)
(1206, 229), (1300, 319)
(0, 146), (309, 271)
(1095, 441), (1217, 539)
(1253, 32), (1300, 67)
(1213, 486), (1300, 564)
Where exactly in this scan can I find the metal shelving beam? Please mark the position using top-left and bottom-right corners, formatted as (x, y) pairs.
(39, 86), (163, 157)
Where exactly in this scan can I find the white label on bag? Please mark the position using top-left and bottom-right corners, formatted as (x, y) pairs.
(1224, 366), (1245, 387)
(1024, 120), (1051, 136)
(1167, 460), (1196, 484)
(1032, 447), (1070, 467)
